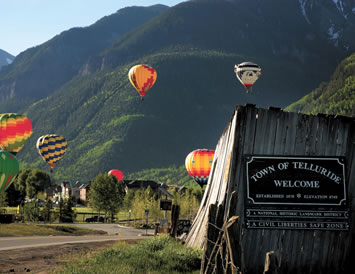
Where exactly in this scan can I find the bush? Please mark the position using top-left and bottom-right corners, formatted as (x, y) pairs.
(55, 235), (202, 274)
(23, 200), (42, 222)
(59, 198), (76, 223)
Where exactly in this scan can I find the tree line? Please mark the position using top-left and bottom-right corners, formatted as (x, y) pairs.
(1, 168), (203, 224)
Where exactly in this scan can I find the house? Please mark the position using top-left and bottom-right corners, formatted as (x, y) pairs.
(166, 184), (187, 195)
(61, 181), (72, 200)
(123, 180), (174, 199)
(60, 181), (90, 202)
(44, 186), (61, 200)
(79, 183), (90, 201)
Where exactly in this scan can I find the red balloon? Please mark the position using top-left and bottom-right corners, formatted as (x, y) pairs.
(108, 169), (124, 181)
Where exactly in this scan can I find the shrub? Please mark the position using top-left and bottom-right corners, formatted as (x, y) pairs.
(55, 235), (202, 274)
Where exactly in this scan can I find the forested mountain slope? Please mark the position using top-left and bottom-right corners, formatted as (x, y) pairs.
(286, 53), (355, 117)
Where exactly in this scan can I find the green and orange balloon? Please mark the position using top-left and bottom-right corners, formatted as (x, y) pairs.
(0, 150), (19, 195)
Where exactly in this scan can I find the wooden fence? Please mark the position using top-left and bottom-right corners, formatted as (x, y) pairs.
(185, 105), (355, 273)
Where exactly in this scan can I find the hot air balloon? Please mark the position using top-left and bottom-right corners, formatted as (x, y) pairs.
(108, 169), (124, 181)
(36, 134), (67, 172)
(0, 150), (19, 195)
(185, 149), (215, 187)
(0, 113), (33, 154)
(128, 64), (157, 100)
(234, 62), (261, 93)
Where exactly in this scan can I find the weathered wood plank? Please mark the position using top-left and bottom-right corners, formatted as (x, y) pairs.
(287, 113), (309, 272)
(242, 107), (270, 271)
(299, 115), (320, 272)
(224, 106), (245, 217)
(266, 109), (289, 266)
(201, 203), (217, 273)
(263, 250), (280, 274)
(324, 230), (338, 274)
(225, 215), (241, 273)
(186, 106), (354, 273)
(253, 108), (281, 272)
(203, 204), (225, 274)
(235, 105), (258, 273)
(331, 231), (347, 273)
(314, 114), (329, 155)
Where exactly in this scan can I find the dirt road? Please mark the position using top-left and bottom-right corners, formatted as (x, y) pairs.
(0, 224), (153, 273)
(0, 239), (140, 274)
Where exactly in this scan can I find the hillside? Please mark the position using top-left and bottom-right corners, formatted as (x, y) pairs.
(85, 0), (353, 107)
(285, 53), (355, 117)
(5, 0), (355, 182)
(0, 49), (14, 70)
(0, 5), (168, 112)
(19, 50), (247, 181)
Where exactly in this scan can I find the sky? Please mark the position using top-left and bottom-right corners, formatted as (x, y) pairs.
(1, 0), (186, 56)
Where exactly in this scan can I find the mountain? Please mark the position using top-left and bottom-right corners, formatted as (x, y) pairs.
(0, 5), (169, 112)
(0, 49), (14, 70)
(65, 0), (355, 107)
(285, 52), (355, 117)
(1, 0), (355, 111)
(5, 0), (355, 182)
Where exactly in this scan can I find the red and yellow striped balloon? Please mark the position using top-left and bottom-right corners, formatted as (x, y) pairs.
(0, 113), (33, 153)
(128, 64), (157, 99)
(185, 149), (215, 187)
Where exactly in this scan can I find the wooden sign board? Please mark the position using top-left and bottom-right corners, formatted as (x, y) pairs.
(245, 156), (347, 206)
(245, 156), (349, 230)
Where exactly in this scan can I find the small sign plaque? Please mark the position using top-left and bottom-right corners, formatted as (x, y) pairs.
(246, 220), (349, 230)
(160, 199), (172, 211)
(246, 209), (349, 219)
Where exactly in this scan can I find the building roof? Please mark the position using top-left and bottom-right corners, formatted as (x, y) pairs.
(61, 181), (90, 189)
(123, 180), (174, 198)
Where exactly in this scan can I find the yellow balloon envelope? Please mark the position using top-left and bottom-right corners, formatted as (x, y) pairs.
(128, 64), (157, 99)
(185, 149), (215, 187)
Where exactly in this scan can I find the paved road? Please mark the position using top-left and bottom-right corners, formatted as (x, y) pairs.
(71, 223), (153, 236)
(0, 224), (154, 251)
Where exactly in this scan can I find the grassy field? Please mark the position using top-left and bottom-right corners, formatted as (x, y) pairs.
(0, 223), (107, 237)
(1, 206), (130, 223)
(52, 235), (202, 274)
(74, 207), (129, 222)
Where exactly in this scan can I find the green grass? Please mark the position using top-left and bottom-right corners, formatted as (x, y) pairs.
(1, 207), (17, 214)
(1, 206), (130, 223)
(53, 235), (202, 274)
(0, 223), (107, 237)
(74, 207), (129, 223)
